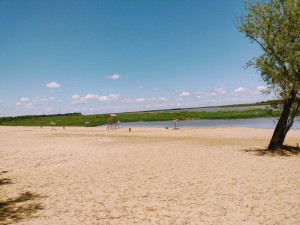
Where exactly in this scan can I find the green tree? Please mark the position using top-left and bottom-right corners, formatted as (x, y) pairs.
(238, 0), (300, 150)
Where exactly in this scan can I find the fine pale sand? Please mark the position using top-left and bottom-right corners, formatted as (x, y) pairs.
(1, 126), (300, 225)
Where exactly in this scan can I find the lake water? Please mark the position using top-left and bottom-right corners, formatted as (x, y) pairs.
(117, 118), (300, 130)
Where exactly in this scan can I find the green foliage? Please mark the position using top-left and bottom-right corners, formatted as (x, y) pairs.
(239, 0), (300, 99)
(0, 109), (284, 127)
(239, 0), (300, 149)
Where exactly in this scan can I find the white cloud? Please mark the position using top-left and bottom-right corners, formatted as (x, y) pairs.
(179, 91), (191, 97)
(0, 99), (2, 103)
(16, 97), (33, 107)
(25, 103), (33, 109)
(233, 87), (247, 93)
(46, 108), (52, 111)
(20, 97), (30, 102)
(256, 86), (268, 93)
(151, 97), (168, 102)
(46, 82), (61, 88)
(138, 86), (143, 89)
(108, 74), (121, 80)
(71, 94), (87, 104)
(34, 96), (48, 102)
(108, 94), (120, 100)
(72, 94), (81, 100)
(98, 96), (109, 102)
(98, 94), (120, 102)
(135, 97), (168, 103)
(215, 88), (227, 94)
(196, 91), (217, 98)
(71, 93), (120, 104)
(48, 97), (61, 103)
(136, 98), (146, 102)
(84, 94), (99, 100)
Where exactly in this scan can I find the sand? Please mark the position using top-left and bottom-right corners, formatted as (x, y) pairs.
(0, 126), (300, 225)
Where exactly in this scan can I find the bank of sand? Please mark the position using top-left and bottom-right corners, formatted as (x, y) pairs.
(0, 126), (300, 225)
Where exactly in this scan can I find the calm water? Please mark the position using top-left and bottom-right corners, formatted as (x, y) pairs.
(118, 118), (300, 130)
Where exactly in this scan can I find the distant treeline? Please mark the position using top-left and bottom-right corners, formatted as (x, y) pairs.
(220, 100), (282, 108)
(0, 109), (284, 127)
(0, 113), (82, 122)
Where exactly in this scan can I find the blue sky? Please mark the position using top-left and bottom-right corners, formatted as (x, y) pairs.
(0, 0), (271, 116)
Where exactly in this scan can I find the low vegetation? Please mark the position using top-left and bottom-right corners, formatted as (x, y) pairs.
(0, 109), (284, 127)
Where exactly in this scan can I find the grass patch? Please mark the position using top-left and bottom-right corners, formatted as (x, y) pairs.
(0, 109), (282, 127)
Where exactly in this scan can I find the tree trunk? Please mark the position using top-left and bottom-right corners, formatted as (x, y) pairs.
(268, 89), (297, 150)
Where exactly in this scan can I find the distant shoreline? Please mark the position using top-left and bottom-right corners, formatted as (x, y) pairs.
(0, 108), (284, 127)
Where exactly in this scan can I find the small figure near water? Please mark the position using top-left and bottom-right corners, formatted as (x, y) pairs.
(173, 119), (180, 130)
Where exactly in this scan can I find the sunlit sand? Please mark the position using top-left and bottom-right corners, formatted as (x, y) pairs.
(1, 126), (300, 224)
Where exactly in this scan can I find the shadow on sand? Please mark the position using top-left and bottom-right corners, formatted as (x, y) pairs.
(244, 145), (300, 157)
(0, 171), (13, 186)
(0, 172), (45, 225)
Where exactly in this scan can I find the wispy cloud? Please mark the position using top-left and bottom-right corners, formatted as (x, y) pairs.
(25, 103), (34, 109)
(20, 97), (30, 102)
(233, 87), (247, 93)
(71, 93), (120, 104)
(108, 74), (121, 80)
(256, 86), (268, 94)
(46, 82), (61, 88)
(72, 94), (81, 100)
(136, 98), (146, 103)
(97, 94), (120, 102)
(84, 94), (99, 100)
(107, 94), (120, 101)
(33, 96), (48, 102)
(135, 97), (168, 103)
(179, 91), (191, 97)
(196, 91), (217, 98)
(151, 97), (168, 102)
(16, 97), (31, 106)
(215, 88), (227, 94)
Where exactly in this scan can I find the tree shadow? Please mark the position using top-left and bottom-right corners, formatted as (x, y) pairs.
(244, 145), (300, 157)
(0, 172), (45, 225)
(0, 171), (12, 186)
(0, 178), (13, 186)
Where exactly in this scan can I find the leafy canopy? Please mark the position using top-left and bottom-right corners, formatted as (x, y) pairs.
(239, 0), (300, 99)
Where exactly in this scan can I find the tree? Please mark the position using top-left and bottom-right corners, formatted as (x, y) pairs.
(238, 0), (300, 150)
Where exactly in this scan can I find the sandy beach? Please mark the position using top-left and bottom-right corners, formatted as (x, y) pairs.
(1, 126), (300, 225)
